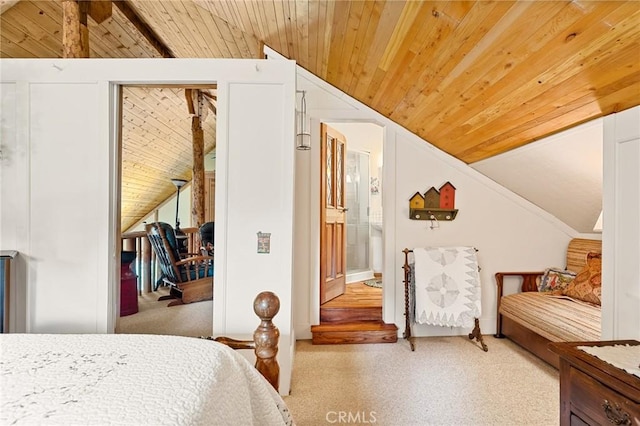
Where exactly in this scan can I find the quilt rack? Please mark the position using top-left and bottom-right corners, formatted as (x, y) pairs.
(402, 248), (488, 352)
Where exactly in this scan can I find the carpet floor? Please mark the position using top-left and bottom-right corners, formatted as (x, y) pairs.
(284, 336), (559, 426)
(115, 287), (213, 337)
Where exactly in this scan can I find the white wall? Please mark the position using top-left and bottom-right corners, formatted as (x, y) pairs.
(602, 105), (640, 340)
(1, 79), (113, 333)
(471, 119), (604, 233)
(0, 58), (296, 395)
(214, 80), (296, 394)
(394, 134), (575, 337)
(280, 48), (582, 340)
(1, 82), (27, 332)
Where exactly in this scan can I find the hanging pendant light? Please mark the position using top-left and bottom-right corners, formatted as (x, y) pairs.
(296, 90), (311, 150)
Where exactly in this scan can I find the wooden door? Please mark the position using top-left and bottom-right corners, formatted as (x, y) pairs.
(320, 123), (347, 304)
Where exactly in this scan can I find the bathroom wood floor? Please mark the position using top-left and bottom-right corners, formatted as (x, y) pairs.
(313, 280), (397, 344)
(321, 282), (382, 309)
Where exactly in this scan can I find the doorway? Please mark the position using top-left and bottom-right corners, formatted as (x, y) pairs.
(312, 121), (395, 343)
(320, 122), (384, 316)
(115, 85), (217, 338)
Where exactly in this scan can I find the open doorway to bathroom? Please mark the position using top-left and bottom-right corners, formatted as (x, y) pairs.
(320, 121), (384, 326)
(345, 150), (379, 282)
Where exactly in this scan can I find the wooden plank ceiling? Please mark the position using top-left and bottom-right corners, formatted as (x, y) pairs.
(2, 0), (639, 231)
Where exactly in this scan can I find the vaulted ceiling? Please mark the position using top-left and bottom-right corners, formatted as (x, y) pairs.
(2, 1), (639, 231)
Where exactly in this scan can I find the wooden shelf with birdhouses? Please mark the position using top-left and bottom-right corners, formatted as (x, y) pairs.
(409, 181), (458, 221)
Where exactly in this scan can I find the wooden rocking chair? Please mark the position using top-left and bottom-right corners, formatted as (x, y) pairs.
(145, 222), (214, 306)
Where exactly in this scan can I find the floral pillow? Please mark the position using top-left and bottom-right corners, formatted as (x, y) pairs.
(538, 267), (577, 294)
(563, 252), (602, 305)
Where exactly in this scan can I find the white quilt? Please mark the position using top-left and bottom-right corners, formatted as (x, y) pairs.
(412, 246), (481, 328)
(0, 334), (293, 425)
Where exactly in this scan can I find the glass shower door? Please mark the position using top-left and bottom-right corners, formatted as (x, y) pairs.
(345, 151), (370, 279)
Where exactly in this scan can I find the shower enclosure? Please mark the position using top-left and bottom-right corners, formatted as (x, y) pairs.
(345, 150), (372, 282)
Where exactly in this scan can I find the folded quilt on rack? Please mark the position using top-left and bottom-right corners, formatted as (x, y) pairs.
(412, 246), (481, 328)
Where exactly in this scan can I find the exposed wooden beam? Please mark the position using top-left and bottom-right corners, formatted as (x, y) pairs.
(185, 88), (195, 115)
(113, 0), (174, 58)
(185, 89), (205, 228)
(62, 0), (89, 58)
(200, 90), (217, 115)
(88, 0), (112, 24)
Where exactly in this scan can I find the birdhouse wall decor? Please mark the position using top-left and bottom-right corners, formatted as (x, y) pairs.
(409, 181), (458, 221)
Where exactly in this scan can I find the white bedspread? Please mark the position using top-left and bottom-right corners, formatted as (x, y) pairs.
(0, 334), (293, 425)
(412, 246), (481, 328)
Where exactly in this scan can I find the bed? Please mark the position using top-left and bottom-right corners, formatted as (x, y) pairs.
(495, 238), (602, 367)
(0, 291), (293, 426)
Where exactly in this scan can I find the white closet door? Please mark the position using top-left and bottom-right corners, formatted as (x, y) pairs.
(602, 106), (640, 340)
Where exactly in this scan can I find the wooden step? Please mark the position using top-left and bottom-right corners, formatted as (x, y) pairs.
(320, 306), (382, 323)
(311, 321), (398, 345)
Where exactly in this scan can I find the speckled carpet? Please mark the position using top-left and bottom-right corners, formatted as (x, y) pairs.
(115, 287), (213, 337)
(284, 337), (559, 426)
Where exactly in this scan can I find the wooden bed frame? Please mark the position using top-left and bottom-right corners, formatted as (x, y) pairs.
(208, 291), (280, 390)
(494, 238), (602, 368)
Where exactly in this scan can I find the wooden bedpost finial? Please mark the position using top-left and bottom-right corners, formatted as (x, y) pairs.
(253, 291), (280, 391)
(254, 291), (280, 320)
(208, 291), (282, 391)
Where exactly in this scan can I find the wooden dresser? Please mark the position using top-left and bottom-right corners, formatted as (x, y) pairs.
(549, 341), (640, 426)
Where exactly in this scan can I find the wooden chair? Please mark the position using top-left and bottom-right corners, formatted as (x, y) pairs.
(145, 222), (213, 306)
(199, 221), (214, 257)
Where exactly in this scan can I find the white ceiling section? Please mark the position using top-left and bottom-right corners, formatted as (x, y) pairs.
(470, 119), (603, 234)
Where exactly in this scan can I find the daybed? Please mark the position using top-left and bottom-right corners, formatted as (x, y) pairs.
(0, 291), (292, 425)
(495, 238), (602, 368)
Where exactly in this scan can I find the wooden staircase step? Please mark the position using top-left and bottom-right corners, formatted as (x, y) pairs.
(320, 306), (382, 323)
(311, 321), (398, 345)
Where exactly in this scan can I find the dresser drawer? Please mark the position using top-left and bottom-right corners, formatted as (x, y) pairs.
(568, 366), (640, 425)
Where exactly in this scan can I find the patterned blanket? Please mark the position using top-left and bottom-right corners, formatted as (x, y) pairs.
(0, 334), (293, 425)
(411, 246), (481, 328)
